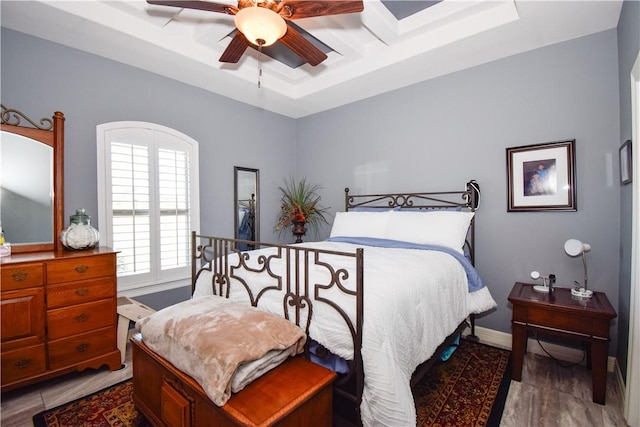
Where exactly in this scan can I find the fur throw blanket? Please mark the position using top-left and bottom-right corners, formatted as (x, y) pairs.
(135, 295), (306, 406)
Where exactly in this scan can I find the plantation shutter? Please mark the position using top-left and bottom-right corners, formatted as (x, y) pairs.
(158, 148), (191, 270)
(110, 141), (151, 277)
(98, 122), (199, 292)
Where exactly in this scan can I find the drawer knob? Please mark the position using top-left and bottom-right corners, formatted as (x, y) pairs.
(11, 272), (28, 282)
(75, 313), (89, 323)
(75, 265), (89, 274)
(14, 358), (32, 369)
(76, 343), (90, 353)
(75, 287), (89, 296)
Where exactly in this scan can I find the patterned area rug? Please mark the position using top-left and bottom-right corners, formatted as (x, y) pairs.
(32, 380), (150, 427)
(33, 339), (510, 427)
(415, 338), (512, 427)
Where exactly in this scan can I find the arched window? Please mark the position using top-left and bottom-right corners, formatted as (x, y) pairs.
(97, 122), (199, 293)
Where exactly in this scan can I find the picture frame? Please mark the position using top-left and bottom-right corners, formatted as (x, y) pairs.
(506, 140), (576, 212)
(619, 139), (632, 185)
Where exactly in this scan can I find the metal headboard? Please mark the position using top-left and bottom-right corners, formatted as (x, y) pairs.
(344, 180), (480, 264)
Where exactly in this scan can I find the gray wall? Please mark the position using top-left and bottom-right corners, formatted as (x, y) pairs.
(298, 29), (622, 353)
(616, 0), (640, 381)
(0, 28), (297, 243)
(1, 26), (626, 355)
(1, 28), (298, 308)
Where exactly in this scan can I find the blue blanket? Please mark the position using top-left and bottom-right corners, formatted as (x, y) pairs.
(327, 236), (485, 292)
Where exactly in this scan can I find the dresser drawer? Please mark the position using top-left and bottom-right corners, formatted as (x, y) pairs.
(47, 278), (115, 308)
(1, 287), (45, 347)
(46, 255), (115, 284)
(48, 327), (116, 370)
(1, 344), (46, 384)
(47, 299), (116, 340)
(1, 263), (44, 291)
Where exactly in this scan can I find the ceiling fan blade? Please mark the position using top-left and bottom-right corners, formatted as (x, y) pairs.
(147, 0), (237, 15)
(279, 24), (327, 66)
(277, 0), (363, 19)
(219, 32), (250, 63)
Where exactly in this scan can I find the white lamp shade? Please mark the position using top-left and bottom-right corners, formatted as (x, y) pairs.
(564, 239), (591, 257)
(235, 6), (287, 47)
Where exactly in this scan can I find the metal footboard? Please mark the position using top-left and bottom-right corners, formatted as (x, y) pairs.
(191, 233), (365, 423)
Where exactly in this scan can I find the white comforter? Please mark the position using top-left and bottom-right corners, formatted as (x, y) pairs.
(192, 240), (496, 427)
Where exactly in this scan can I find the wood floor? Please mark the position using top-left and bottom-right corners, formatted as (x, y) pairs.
(0, 337), (629, 427)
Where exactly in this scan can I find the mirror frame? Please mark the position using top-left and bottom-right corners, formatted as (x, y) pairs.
(0, 106), (65, 253)
(234, 166), (259, 244)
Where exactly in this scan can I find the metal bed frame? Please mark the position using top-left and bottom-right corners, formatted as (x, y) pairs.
(188, 180), (481, 424)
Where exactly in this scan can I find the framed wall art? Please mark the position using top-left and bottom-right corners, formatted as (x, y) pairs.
(619, 139), (632, 185)
(506, 140), (576, 212)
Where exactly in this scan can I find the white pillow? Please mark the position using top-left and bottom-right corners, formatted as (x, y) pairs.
(384, 210), (474, 254)
(329, 211), (391, 239)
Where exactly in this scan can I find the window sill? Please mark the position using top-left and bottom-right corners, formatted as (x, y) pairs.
(117, 277), (190, 298)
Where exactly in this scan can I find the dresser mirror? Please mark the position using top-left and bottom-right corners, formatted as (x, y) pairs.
(234, 166), (259, 250)
(0, 106), (64, 253)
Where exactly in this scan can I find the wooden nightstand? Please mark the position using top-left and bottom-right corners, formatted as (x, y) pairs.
(508, 282), (616, 405)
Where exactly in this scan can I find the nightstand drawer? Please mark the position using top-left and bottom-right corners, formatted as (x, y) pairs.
(46, 255), (115, 284)
(48, 327), (116, 370)
(47, 278), (115, 308)
(1, 344), (46, 384)
(47, 299), (116, 340)
(519, 305), (609, 338)
(1, 263), (44, 291)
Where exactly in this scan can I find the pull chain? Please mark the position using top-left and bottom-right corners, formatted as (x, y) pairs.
(257, 39), (265, 89)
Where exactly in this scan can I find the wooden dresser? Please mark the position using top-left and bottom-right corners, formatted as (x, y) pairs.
(1, 247), (121, 391)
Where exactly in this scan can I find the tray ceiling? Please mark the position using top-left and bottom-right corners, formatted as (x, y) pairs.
(0, 0), (623, 118)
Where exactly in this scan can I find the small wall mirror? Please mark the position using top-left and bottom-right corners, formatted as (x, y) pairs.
(234, 166), (259, 250)
(0, 106), (65, 253)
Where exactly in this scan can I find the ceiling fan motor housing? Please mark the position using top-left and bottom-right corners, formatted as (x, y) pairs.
(238, 0), (280, 13)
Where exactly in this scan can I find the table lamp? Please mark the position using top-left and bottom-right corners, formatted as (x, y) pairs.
(564, 238), (593, 298)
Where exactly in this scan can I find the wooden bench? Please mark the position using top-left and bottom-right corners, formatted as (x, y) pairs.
(130, 333), (336, 427)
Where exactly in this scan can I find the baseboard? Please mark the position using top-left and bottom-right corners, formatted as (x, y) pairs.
(466, 325), (617, 373)
(615, 360), (626, 402)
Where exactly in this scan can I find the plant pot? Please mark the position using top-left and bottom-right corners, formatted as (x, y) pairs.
(292, 220), (306, 243)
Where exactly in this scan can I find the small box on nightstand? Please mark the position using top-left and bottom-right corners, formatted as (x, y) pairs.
(117, 296), (155, 363)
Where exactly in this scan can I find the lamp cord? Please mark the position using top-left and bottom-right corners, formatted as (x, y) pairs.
(534, 333), (586, 368)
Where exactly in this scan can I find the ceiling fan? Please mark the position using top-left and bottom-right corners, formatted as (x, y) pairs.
(147, 0), (364, 66)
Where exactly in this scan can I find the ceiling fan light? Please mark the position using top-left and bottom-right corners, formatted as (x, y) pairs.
(235, 6), (286, 47)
